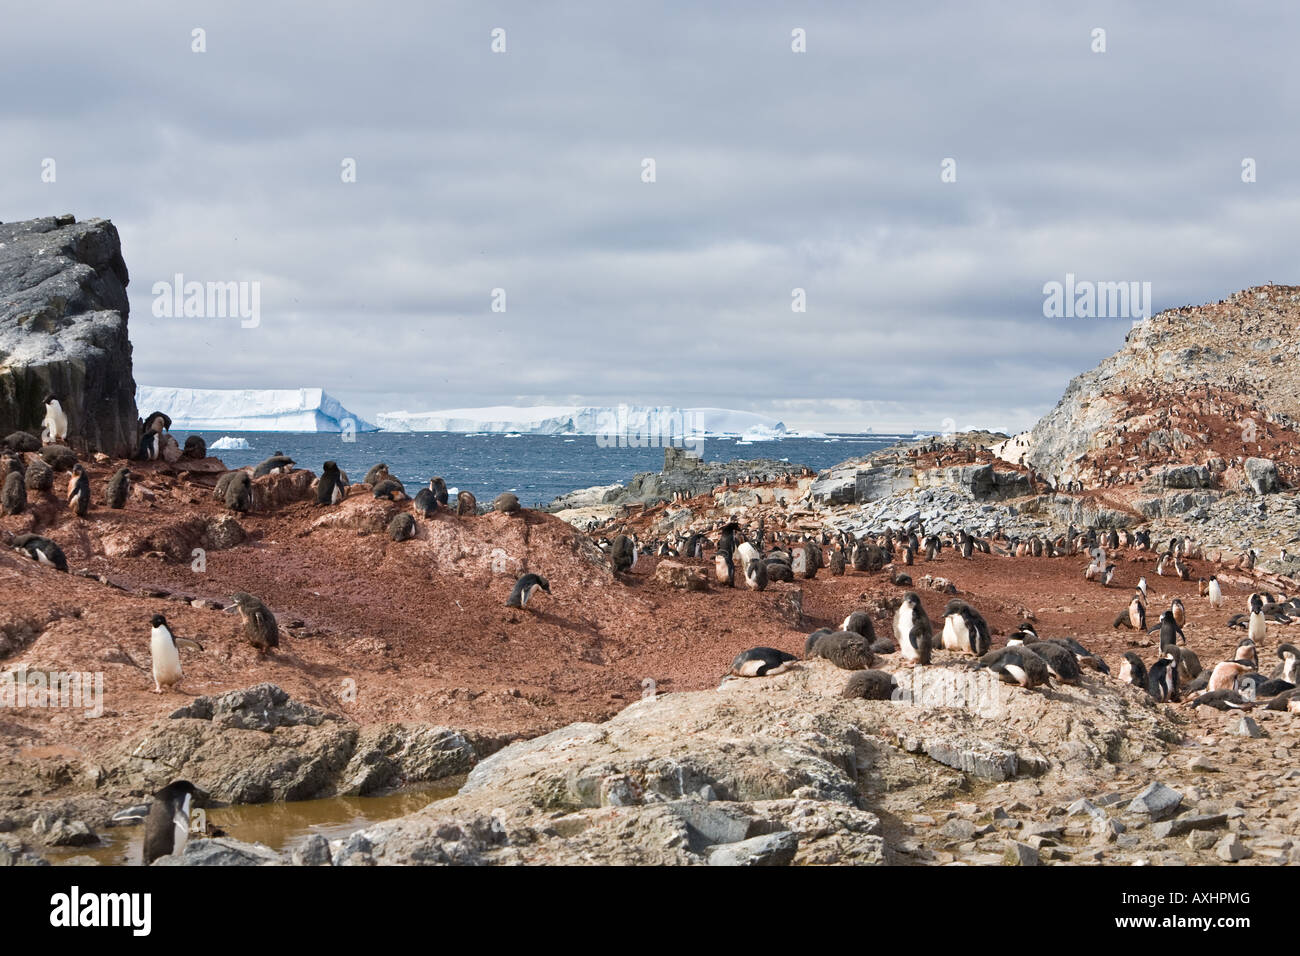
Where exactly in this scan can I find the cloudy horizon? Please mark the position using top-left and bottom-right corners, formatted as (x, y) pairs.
(4, 2), (1298, 433)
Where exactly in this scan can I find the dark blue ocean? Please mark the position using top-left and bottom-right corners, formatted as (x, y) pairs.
(189, 432), (902, 507)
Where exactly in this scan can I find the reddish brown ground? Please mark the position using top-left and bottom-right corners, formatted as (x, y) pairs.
(0, 455), (1287, 779)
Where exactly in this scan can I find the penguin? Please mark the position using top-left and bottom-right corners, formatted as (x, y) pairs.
(1170, 598), (1186, 628)
(743, 555), (768, 591)
(229, 592), (279, 655)
(717, 521), (739, 557)
(735, 541), (760, 569)
(41, 395), (68, 444)
(728, 647), (797, 677)
(976, 646), (1050, 688)
(66, 463), (90, 517)
(1271, 644), (1300, 684)
(1136, 577), (1148, 601)
(828, 549), (846, 576)
(430, 477), (449, 507)
(388, 512), (416, 541)
(840, 669), (896, 700)
(1150, 610), (1185, 652)
(316, 461), (345, 506)
(714, 550), (735, 588)
(840, 611), (876, 642)
(136, 430), (162, 461)
(1, 459), (26, 515)
(24, 457), (53, 492)
(808, 631), (874, 670)
(1234, 637), (1259, 670)
(1147, 657), (1179, 702)
(253, 454), (295, 477)
(372, 478), (406, 500)
(412, 479), (440, 517)
(506, 573), (550, 609)
(1247, 593), (1268, 645)
(364, 463), (391, 486)
(143, 780), (202, 865)
(1102, 564), (1116, 587)
(456, 490), (478, 516)
(611, 534), (637, 574)
(804, 627), (836, 657)
(1186, 689), (1251, 711)
(142, 411), (172, 435)
(224, 471), (252, 513)
(1044, 633), (1110, 674)
(1206, 660), (1249, 693)
(1166, 645), (1202, 681)
(1236, 673), (1294, 700)
(105, 466), (131, 509)
(893, 591), (933, 666)
(11, 533), (68, 571)
(1113, 593), (1147, 631)
(183, 435), (207, 460)
(940, 599), (991, 656)
(1118, 651), (1147, 690)
(149, 613), (203, 693)
(1006, 628), (1080, 684)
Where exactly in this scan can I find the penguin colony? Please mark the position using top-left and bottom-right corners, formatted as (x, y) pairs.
(9, 406), (1300, 861)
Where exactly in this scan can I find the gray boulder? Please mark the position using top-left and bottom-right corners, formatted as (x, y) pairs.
(1244, 457), (1280, 494)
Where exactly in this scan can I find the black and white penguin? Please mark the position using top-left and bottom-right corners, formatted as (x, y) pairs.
(1187, 689), (1251, 711)
(1236, 673), (1294, 700)
(388, 512), (416, 541)
(1113, 593), (1146, 630)
(372, 478), (406, 500)
(143, 780), (202, 865)
(253, 454), (295, 477)
(1170, 598), (1186, 628)
(714, 550), (735, 588)
(317, 461), (345, 506)
(893, 591), (933, 666)
(976, 646), (1050, 688)
(66, 463), (90, 517)
(506, 573), (550, 609)
(136, 429), (162, 461)
(940, 599), (991, 656)
(142, 411), (172, 435)
(149, 613), (203, 693)
(611, 534), (638, 574)
(840, 611), (875, 641)
(1147, 656), (1179, 702)
(1234, 637), (1259, 670)
(41, 395), (68, 444)
(1118, 651), (1147, 689)
(728, 647), (797, 677)
(1271, 644), (1300, 684)
(1150, 610), (1184, 651)
(743, 554), (768, 591)
(1247, 593), (1268, 645)
(1206, 660), (1250, 693)
(11, 533), (67, 571)
(840, 669), (896, 700)
(105, 466), (131, 509)
(807, 631), (874, 670)
(412, 479), (440, 517)
(229, 592), (279, 655)
(1006, 628), (1080, 684)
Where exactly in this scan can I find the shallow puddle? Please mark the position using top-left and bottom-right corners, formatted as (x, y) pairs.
(46, 782), (461, 866)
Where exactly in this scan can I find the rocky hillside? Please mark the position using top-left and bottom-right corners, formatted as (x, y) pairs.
(1026, 285), (1300, 489)
(0, 215), (137, 456)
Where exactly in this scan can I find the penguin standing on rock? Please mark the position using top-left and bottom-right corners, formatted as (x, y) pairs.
(183, 435), (207, 460)
(1147, 656), (1179, 702)
(137, 429), (162, 461)
(364, 463), (391, 485)
(143, 781), (202, 865)
(456, 490), (477, 516)
(743, 556), (768, 591)
(66, 463), (90, 517)
(611, 534), (638, 574)
(106, 466), (131, 509)
(224, 471), (252, 513)
(149, 614), (203, 693)
(940, 599), (991, 656)
(316, 461), (345, 506)
(506, 573), (550, 609)
(228, 592), (279, 656)
(412, 479), (440, 517)
(893, 591), (933, 666)
(1119, 651), (1147, 689)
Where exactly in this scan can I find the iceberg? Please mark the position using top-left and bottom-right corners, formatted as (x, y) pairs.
(136, 387), (378, 433)
(375, 405), (790, 439)
(209, 436), (252, 450)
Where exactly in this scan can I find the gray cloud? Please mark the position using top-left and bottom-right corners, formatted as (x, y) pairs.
(3, 1), (1297, 433)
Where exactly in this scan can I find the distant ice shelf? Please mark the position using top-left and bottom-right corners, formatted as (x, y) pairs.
(136, 387), (378, 433)
(374, 405), (800, 438)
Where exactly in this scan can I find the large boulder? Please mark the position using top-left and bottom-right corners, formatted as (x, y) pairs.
(0, 216), (136, 456)
(1244, 457), (1280, 494)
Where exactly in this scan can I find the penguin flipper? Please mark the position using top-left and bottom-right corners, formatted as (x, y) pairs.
(174, 638), (204, 652)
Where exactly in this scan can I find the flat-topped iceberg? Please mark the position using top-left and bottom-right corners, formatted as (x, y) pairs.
(136, 386), (378, 433)
(375, 404), (791, 438)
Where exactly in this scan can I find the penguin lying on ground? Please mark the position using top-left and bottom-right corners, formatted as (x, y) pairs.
(727, 647), (797, 677)
(253, 453), (294, 477)
(976, 646), (1050, 688)
(506, 573), (550, 609)
(11, 533), (68, 571)
(841, 670), (896, 700)
(807, 631), (874, 670)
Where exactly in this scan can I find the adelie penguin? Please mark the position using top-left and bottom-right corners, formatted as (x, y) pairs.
(316, 461), (346, 506)
(713, 550), (735, 587)
(66, 463), (90, 517)
(253, 453), (295, 477)
(506, 573), (550, 609)
(610, 534), (638, 574)
(149, 614), (204, 693)
(1150, 609), (1185, 651)
(143, 780), (203, 865)
(940, 599), (991, 656)
(1147, 656), (1179, 703)
(976, 645), (1050, 689)
(893, 591), (933, 666)
(11, 533), (67, 571)
(1, 457), (25, 516)
(388, 512), (416, 541)
(727, 647), (797, 678)
(228, 592), (279, 656)
(1119, 651), (1147, 690)
(412, 478), (440, 517)
(105, 466), (131, 509)
(136, 429), (162, 461)
(41, 394), (68, 444)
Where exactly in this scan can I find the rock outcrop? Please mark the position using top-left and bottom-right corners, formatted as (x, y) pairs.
(0, 215), (136, 456)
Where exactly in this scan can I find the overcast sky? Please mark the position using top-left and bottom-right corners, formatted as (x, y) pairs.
(4, 2), (1298, 433)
